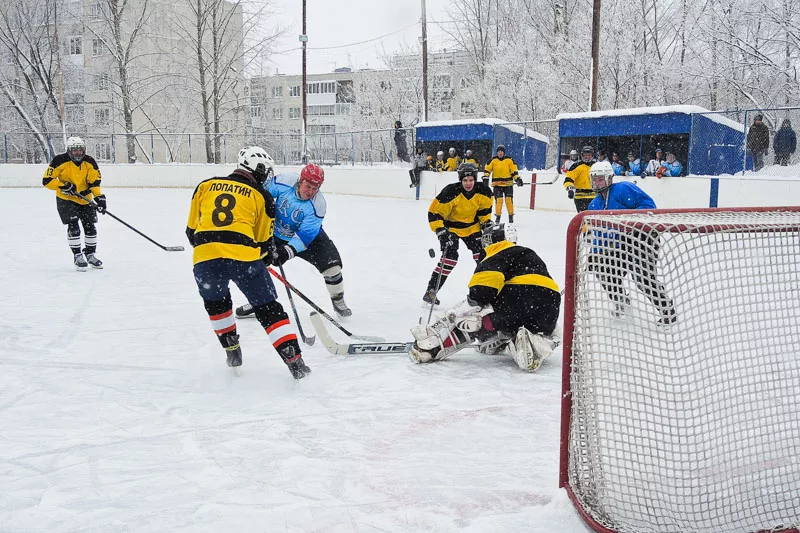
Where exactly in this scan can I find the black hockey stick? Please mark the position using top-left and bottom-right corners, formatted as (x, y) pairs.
(310, 312), (412, 355)
(267, 266), (385, 343)
(426, 240), (452, 324)
(278, 264), (315, 346)
(74, 192), (184, 251)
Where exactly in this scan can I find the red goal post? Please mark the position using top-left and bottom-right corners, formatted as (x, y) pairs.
(559, 206), (800, 533)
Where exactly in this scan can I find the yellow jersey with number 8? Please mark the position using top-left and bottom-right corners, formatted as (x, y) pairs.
(186, 171), (275, 265)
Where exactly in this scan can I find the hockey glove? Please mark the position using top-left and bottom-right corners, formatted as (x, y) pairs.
(59, 181), (76, 195)
(482, 177), (490, 187)
(271, 243), (296, 266)
(94, 194), (107, 213)
(515, 177), (524, 187)
(436, 227), (458, 251)
(567, 185), (576, 199)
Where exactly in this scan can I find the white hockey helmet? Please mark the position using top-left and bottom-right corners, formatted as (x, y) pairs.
(66, 136), (86, 163)
(590, 160), (615, 193)
(237, 146), (274, 184)
(448, 147), (456, 155)
(481, 222), (518, 248)
(437, 150), (444, 158)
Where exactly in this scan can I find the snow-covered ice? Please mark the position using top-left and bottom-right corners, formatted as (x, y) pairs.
(0, 189), (590, 532)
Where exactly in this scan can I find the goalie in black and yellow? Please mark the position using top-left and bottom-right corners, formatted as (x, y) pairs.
(42, 137), (106, 271)
(422, 162), (493, 305)
(410, 223), (562, 372)
(483, 145), (523, 223)
(186, 146), (311, 379)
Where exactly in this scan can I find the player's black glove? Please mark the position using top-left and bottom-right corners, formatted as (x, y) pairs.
(482, 177), (490, 187)
(436, 227), (458, 251)
(94, 194), (107, 213)
(567, 185), (576, 199)
(515, 177), (524, 187)
(271, 243), (296, 266)
(59, 181), (76, 195)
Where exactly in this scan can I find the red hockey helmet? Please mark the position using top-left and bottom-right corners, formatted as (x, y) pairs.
(300, 163), (324, 187)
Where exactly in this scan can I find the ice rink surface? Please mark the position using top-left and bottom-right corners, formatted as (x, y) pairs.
(0, 188), (591, 533)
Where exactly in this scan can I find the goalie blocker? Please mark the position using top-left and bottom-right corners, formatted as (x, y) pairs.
(410, 223), (562, 372)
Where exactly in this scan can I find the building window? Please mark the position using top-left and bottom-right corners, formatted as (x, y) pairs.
(89, 2), (101, 19)
(308, 125), (335, 134)
(250, 106), (262, 118)
(432, 75), (451, 89)
(95, 142), (111, 160)
(307, 81), (335, 94)
(290, 85), (301, 97)
(308, 104), (334, 116)
(460, 101), (474, 115)
(65, 105), (84, 124)
(94, 108), (110, 126)
(289, 107), (301, 119)
(271, 86), (283, 98)
(68, 36), (82, 55)
(272, 107), (283, 120)
(92, 38), (104, 57)
(94, 73), (111, 91)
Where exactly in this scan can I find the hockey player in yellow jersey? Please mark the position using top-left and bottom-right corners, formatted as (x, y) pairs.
(435, 150), (447, 172)
(444, 147), (461, 171)
(186, 146), (310, 379)
(422, 162), (493, 305)
(462, 149), (479, 167)
(564, 145), (597, 212)
(411, 223), (561, 372)
(42, 137), (106, 271)
(483, 145), (523, 223)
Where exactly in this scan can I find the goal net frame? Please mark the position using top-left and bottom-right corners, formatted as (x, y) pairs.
(559, 206), (800, 533)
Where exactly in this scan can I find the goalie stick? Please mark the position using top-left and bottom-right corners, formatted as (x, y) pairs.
(310, 312), (413, 355)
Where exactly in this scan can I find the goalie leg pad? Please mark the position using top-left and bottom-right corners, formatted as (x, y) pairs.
(509, 327), (557, 372)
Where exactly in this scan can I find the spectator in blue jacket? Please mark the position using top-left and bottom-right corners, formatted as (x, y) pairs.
(625, 152), (643, 176)
(587, 161), (676, 325)
(661, 152), (683, 176)
(610, 152), (625, 176)
(773, 119), (796, 166)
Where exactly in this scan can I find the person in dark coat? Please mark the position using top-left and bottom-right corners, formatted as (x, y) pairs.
(772, 119), (796, 166)
(394, 120), (410, 163)
(746, 114), (770, 171)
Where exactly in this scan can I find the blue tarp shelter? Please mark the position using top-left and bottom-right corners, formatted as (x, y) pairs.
(415, 118), (549, 170)
(556, 105), (746, 175)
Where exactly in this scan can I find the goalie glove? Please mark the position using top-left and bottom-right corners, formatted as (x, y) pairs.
(567, 185), (576, 199)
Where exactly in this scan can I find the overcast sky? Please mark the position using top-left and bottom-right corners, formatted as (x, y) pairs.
(265, 0), (453, 75)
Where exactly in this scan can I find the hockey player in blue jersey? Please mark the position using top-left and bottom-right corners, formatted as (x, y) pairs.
(587, 161), (676, 325)
(236, 163), (352, 318)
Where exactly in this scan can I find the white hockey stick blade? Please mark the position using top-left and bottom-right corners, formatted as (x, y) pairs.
(310, 312), (413, 356)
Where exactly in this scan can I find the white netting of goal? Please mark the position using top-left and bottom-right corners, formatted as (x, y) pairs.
(565, 209), (800, 533)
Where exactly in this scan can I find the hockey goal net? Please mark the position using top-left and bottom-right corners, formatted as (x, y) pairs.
(560, 207), (800, 533)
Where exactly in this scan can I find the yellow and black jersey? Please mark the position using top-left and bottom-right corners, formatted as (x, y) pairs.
(462, 157), (479, 167)
(435, 159), (447, 172)
(468, 241), (561, 333)
(42, 153), (102, 204)
(483, 156), (519, 187)
(428, 182), (493, 238)
(186, 170), (275, 265)
(444, 156), (461, 171)
(564, 161), (597, 200)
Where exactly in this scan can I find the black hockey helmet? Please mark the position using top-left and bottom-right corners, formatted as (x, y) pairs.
(481, 222), (518, 248)
(457, 161), (479, 180)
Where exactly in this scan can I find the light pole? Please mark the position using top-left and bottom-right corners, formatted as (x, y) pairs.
(300, 0), (308, 164)
(590, 0), (601, 111)
(421, 0), (429, 121)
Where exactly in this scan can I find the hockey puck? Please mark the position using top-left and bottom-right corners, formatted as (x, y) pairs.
(428, 248), (436, 258)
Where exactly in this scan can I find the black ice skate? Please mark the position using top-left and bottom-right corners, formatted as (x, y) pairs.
(331, 294), (352, 317)
(508, 214), (514, 223)
(235, 303), (256, 318)
(422, 289), (440, 305)
(74, 253), (89, 272)
(86, 253), (103, 269)
(223, 333), (242, 367)
(287, 357), (311, 380)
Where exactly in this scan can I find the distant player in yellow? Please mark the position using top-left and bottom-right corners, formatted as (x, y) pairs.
(186, 146), (310, 379)
(435, 150), (447, 172)
(564, 145), (597, 212)
(483, 145), (522, 223)
(444, 147), (461, 171)
(42, 136), (106, 271)
(462, 149), (478, 167)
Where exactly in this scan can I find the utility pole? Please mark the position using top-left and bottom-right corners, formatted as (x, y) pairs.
(300, 0), (308, 163)
(590, 0), (601, 111)
(421, 0), (429, 121)
(53, 0), (67, 147)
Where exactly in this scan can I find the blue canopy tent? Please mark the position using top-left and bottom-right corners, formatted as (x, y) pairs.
(415, 118), (548, 170)
(556, 105), (747, 176)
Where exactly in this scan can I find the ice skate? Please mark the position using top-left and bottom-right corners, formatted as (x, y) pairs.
(287, 356), (311, 379)
(86, 253), (103, 269)
(235, 303), (256, 318)
(422, 289), (440, 306)
(509, 327), (554, 372)
(74, 253), (88, 272)
(222, 334), (242, 368)
(331, 294), (352, 318)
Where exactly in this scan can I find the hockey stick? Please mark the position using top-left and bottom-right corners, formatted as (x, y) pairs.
(426, 240), (452, 324)
(278, 264), (315, 346)
(74, 192), (184, 251)
(310, 312), (413, 355)
(266, 266), (385, 343)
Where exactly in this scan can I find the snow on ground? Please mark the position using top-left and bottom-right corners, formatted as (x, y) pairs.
(0, 189), (590, 533)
